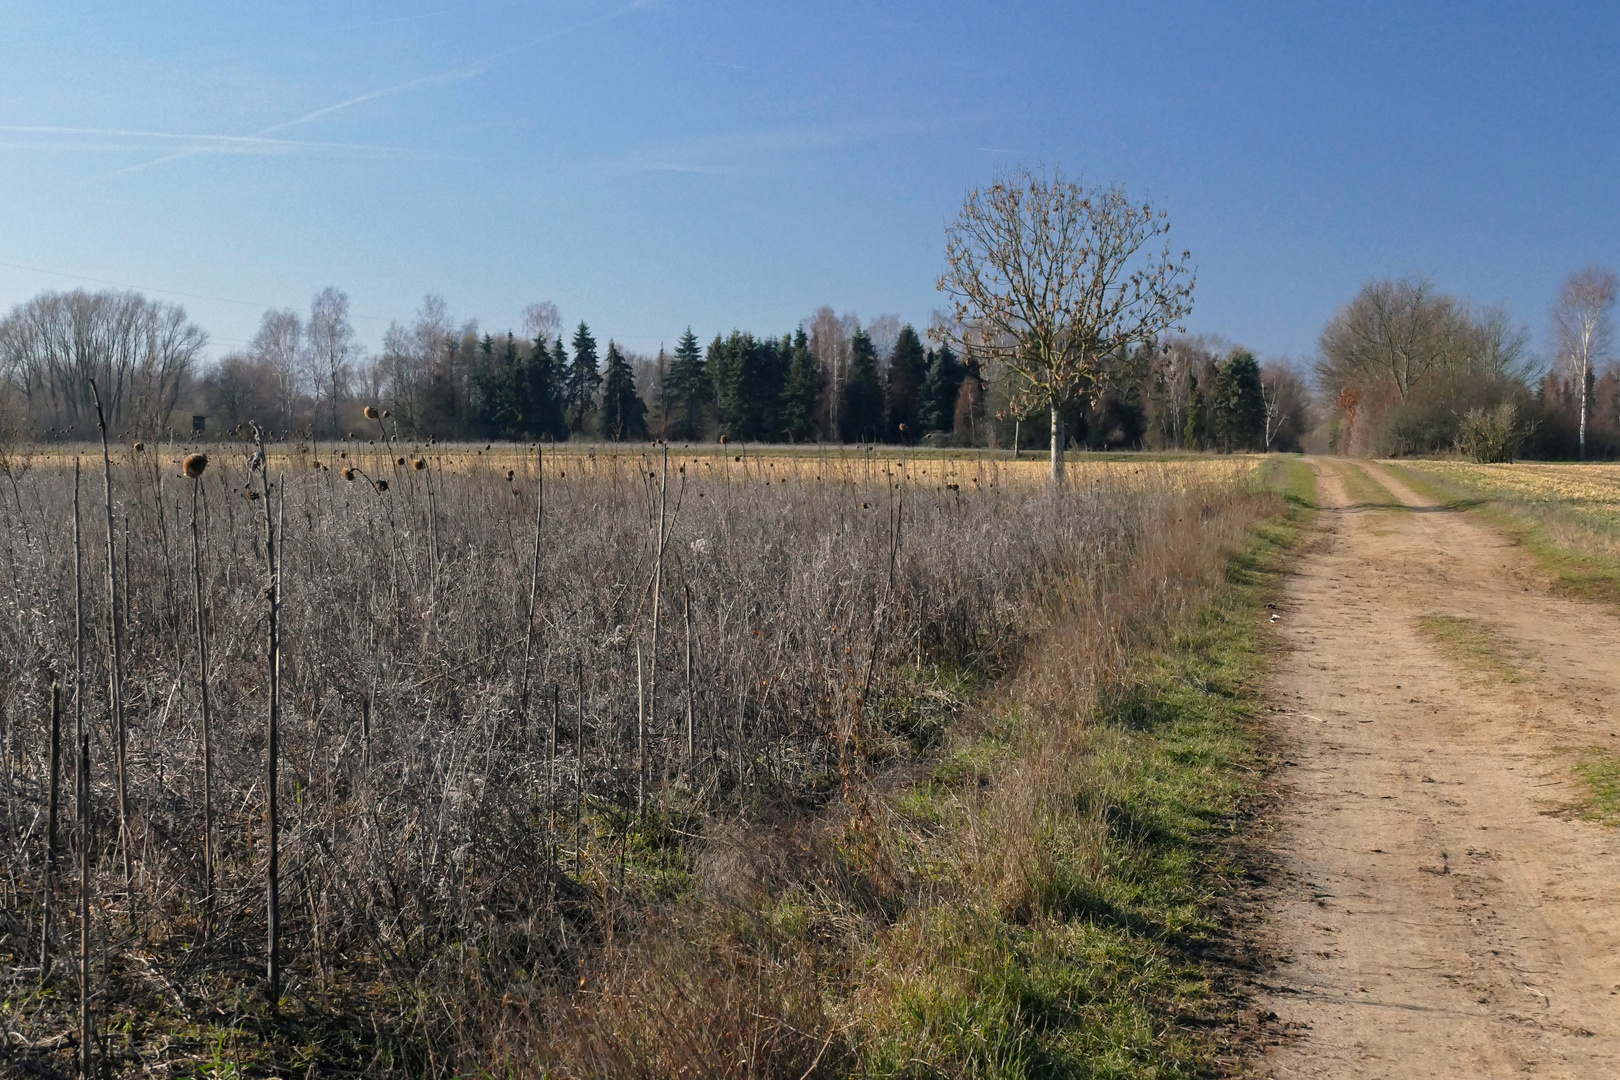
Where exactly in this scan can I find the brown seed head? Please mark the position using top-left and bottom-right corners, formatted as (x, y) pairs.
(506, 469), (515, 481)
(375, 479), (389, 492)
(364, 406), (379, 420)
(134, 441), (145, 452)
(414, 458), (426, 470)
(182, 453), (208, 479)
(396, 456), (405, 466)
(342, 467), (356, 481)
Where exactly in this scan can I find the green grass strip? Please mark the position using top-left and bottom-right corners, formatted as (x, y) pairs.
(855, 457), (1315, 1078)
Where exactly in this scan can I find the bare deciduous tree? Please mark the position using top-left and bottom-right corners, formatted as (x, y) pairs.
(522, 301), (562, 345)
(1551, 266), (1617, 460)
(249, 308), (303, 430)
(1260, 359), (1312, 451)
(0, 289), (206, 435)
(938, 166), (1194, 481)
(306, 287), (357, 436)
(807, 306), (859, 435)
(381, 295), (457, 432)
(1317, 277), (1464, 405)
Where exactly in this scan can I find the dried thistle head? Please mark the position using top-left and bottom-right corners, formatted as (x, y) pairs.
(134, 441), (145, 452)
(375, 479), (389, 492)
(342, 467), (356, 481)
(382, 409), (391, 418)
(506, 469), (515, 481)
(311, 460), (322, 470)
(414, 458), (426, 471)
(396, 456), (406, 466)
(182, 453), (208, 479)
(364, 406), (380, 420)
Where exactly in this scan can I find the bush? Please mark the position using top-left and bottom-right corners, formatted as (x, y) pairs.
(1457, 401), (1530, 463)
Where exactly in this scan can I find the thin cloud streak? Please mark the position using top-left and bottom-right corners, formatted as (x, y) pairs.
(1, 125), (402, 153)
(102, 0), (648, 182)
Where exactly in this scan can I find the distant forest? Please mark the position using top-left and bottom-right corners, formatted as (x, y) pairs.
(0, 288), (1313, 453)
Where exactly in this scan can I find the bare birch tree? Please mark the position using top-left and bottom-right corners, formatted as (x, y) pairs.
(938, 167), (1194, 481)
(249, 308), (303, 430)
(306, 287), (357, 436)
(523, 301), (562, 345)
(1552, 266), (1617, 460)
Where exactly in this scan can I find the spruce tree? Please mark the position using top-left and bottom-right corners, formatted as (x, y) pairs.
(564, 322), (602, 435)
(1211, 349), (1265, 451)
(523, 333), (568, 440)
(884, 325), (928, 442)
(599, 341), (648, 441)
(491, 333), (523, 437)
(839, 329), (885, 443)
(711, 331), (787, 441)
(919, 344), (964, 435)
(1185, 373), (1208, 450)
(780, 327), (821, 442)
(661, 328), (711, 440)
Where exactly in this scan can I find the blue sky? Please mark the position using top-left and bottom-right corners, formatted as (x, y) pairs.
(1, 1), (1616, 363)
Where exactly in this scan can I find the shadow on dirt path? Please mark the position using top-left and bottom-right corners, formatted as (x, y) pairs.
(1249, 458), (1620, 1079)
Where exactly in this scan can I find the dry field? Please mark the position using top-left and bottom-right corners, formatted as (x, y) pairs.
(0, 438), (1276, 1077)
(1394, 459), (1620, 517)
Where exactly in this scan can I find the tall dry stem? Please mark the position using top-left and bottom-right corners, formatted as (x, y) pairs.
(87, 379), (129, 882)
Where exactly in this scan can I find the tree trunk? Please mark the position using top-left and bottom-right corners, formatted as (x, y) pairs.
(1580, 361), (1590, 461)
(1049, 405), (1065, 483)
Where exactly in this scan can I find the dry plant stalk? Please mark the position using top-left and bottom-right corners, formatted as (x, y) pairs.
(87, 379), (129, 881)
(186, 454), (216, 932)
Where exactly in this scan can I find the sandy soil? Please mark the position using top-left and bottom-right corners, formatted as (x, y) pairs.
(1249, 459), (1620, 1078)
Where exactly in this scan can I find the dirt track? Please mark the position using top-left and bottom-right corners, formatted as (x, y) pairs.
(1251, 459), (1620, 1078)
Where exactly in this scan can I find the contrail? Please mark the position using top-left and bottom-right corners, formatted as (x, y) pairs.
(1, 124), (398, 153)
(101, 1), (647, 181)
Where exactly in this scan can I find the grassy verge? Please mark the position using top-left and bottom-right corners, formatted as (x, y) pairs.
(848, 457), (1316, 1077)
(1386, 462), (1620, 605)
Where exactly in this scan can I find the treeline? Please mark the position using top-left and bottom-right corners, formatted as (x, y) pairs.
(0, 285), (1318, 451)
(1316, 270), (1618, 460)
(1057, 339), (1310, 453)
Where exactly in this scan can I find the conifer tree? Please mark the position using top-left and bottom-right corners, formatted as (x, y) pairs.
(661, 328), (711, 440)
(780, 327), (821, 442)
(839, 329), (885, 443)
(1211, 349), (1265, 451)
(710, 331), (787, 441)
(564, 322), (602, 435)
(1185, 372), (1208, 450)
(599, 341), (648, 441)
(523, 333), (568, 439)
(470, 332), (504, 437)
(884, 324), (928, 442)
(920, 344), (965, 435)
